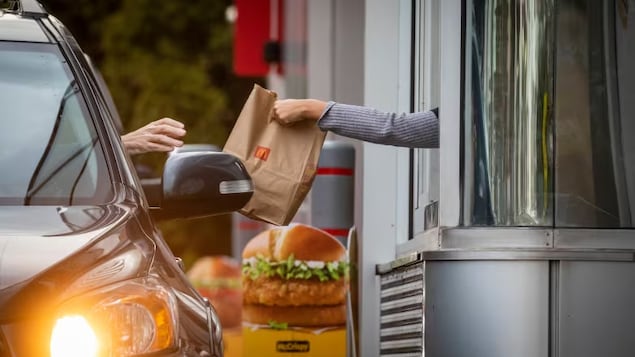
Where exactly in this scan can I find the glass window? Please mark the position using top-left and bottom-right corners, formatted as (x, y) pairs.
(464, 0), (556, 227)
(0, 42), (113, 205)
(465, 0), (635, 229)
(555, 0), (635, 228)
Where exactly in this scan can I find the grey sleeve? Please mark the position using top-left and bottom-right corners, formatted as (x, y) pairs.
(317, 102), (439, 148)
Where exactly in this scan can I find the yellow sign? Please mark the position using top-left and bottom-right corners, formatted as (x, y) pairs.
(223, 328), (243, 357)
(242, 327), (345, 357)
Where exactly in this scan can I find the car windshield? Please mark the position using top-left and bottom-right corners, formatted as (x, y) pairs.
(0, 41), (113, 205)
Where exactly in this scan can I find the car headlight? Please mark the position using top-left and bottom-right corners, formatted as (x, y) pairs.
(50, 277), (178, 357)
(50, 315), (99, 357)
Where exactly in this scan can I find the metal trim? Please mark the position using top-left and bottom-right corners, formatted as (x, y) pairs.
(380, 281), (424, 299)
(387, 228), (635, 270)
(400, 228), (635, 254)
(376, 253), (422, 274)
(554, 229), (635, 249)
(380, 309), (424, 325)
(380, 339), (423, 349)
(397, 227), (440, 257)
(20, 0), (47, 17)
(419, 249), (635, 262)
(380, 324), (424, 338)
(380, 266), (423, 285)
(549, 260), (559, 357)
(380, 295), (424, 311)
(441, 227), (553, 249)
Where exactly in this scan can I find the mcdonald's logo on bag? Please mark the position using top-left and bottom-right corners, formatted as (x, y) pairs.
(254, 145), (271, 161)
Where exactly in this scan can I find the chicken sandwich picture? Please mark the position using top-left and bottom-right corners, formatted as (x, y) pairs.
(241, 224), (349, 327)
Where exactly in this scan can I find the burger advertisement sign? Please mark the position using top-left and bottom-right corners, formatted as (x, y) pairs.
(187, 255), (243, 357)
(241, 224), (349, 356)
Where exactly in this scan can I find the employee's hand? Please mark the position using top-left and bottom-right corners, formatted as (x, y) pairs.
(272, 99), (327, 125)
(122, 117), (186, 155)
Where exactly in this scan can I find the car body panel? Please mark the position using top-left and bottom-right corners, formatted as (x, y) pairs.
(0, 3), (244, 356)
(0, 204), (128, 289)
(0, 13), (48, 42)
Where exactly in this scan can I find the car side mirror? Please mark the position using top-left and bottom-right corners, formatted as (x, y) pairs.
(145, 151), (253, 221)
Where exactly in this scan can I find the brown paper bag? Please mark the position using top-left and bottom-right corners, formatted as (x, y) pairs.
(223, 84), (327, 225)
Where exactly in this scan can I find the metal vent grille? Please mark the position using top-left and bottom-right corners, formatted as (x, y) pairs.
(379, 261), (425, 356)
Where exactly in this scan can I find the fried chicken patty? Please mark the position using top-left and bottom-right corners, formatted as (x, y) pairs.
(242, 276), (348, 306)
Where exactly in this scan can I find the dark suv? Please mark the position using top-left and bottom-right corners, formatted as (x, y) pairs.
(0, 1), (253, 356)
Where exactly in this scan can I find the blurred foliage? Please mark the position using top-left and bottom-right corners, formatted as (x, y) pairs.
(0, 0), (15, 9)
(41, 0), (264, 269)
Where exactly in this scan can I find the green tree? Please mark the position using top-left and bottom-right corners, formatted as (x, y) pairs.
(100, 0), (235, 145)
(42, 0), (264, 268)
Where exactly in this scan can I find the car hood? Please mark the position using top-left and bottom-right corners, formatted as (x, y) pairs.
(0, 205), (132, 290)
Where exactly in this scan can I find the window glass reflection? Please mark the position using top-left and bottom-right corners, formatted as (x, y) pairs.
(465, 0), (635, 228)
(555, 0), (635, 227)
(0, 42), (113, 205)
(465, 0), (555, 226)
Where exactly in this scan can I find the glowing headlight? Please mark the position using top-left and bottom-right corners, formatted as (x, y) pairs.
(51, 315), (98, 357)
(51, 277), (178, 356)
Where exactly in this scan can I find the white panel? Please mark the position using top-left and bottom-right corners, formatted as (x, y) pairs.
(412, 0), (440, 239)
(307, 0), (333, 101)
(360, 0), (404, 356)
(426, 261), (549, 357)
(334, 0), (365, 105)
(438, 0), (462, 227)
(306, 2), (366, 356)
(559, 261), (635, 357)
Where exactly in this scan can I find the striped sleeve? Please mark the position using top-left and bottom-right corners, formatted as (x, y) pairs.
(316, 102), (439, 148)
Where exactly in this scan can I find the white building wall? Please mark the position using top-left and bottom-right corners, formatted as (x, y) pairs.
(300, 1), (422, 355)
(360, 1), (413, 355)
(306, 1), (416, 355)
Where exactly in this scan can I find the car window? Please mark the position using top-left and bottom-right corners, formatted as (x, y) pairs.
(0, 41), (113, 205)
